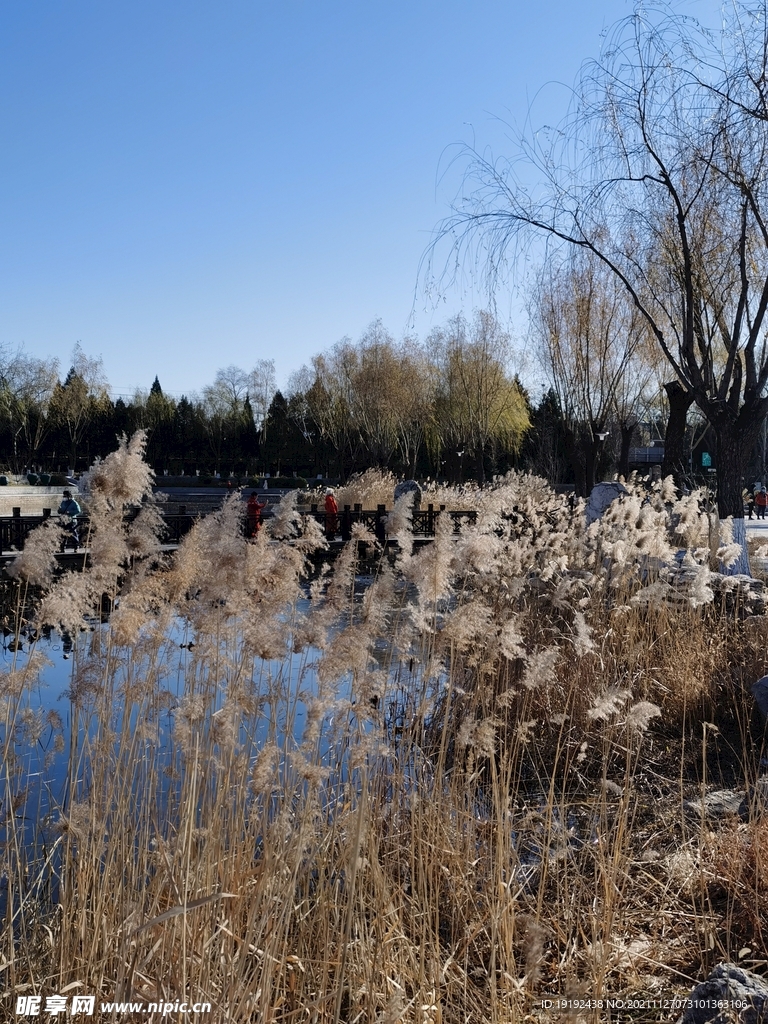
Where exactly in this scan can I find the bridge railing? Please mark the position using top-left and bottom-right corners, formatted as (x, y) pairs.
(0, 512), (49, 553)
(308, 502), (477, 540)
(0, 507), (205, 555)
(0, 501), (480, 556)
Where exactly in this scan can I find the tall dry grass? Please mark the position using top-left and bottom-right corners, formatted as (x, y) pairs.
(2, 439), (768, 1022)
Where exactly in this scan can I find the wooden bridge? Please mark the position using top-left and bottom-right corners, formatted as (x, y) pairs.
(0, 501), (478, 560)
(308, 502), (477, 543)
(0, 507), (195, 557)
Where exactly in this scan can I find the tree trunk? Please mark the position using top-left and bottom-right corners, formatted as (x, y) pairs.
(714, 420), (759, 519)
(584, 436), (601, 494)
(662, 381), (694, 486)
(713, 416), (763, 576)
(618, 422), (636, 479)
(475, 446), (486, 484)
(564, 426), (587, 496)
(584, 445), (596, 494)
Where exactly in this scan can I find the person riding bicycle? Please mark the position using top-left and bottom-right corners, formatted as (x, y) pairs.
(58, 489), (82, 548)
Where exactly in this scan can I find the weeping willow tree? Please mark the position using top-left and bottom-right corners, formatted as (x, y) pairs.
(425, 0), (768, 572)
(530, 250), (655, 494)
(427, 310), (529, 481)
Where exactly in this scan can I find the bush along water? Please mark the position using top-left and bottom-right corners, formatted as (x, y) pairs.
(2, 437), (768, 1022)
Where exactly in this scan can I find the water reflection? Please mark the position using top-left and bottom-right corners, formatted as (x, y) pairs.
(2, 605), (359, 842)
(1, 559), (430, 936)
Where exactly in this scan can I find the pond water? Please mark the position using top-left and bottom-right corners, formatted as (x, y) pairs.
(2, 619), (337, 885)
(0, 561), (440, 934)
(11, 625), (314, 755)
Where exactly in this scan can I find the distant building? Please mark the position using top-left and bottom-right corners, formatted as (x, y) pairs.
(628, 443), (665, 467)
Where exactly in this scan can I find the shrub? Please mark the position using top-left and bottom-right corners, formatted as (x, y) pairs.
(249, 475), (308, 489)
(276, 475), (307, 488)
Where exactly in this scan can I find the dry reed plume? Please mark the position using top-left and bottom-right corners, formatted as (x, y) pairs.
(2, 445), (767, 1022)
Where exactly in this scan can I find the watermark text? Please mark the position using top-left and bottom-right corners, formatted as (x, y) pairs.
(16, 995), (211, 1017)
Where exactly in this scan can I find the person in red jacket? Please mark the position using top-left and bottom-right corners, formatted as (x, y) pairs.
(324, 488), (338, 539)
(247, 492), (267, 536)
(756, 487), (768, 520)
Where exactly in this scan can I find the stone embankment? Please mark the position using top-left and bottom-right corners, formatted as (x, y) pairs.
(0, 486), (70, 517)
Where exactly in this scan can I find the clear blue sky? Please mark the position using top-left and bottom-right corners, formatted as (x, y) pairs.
(0, 0), (718, 397)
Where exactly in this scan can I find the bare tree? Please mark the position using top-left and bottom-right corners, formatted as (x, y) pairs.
(49, 343), (110, 470)
(348, 321), (401, 467)
(289, 315), (525, 481)
(530, 252), (652, 492)
(205, 366), (250, 414)
(0, 347), (60, 472)
(389, 338), (434, 476)
(295, 342), (359, 478)
(426, 1), (768, 569)
(247, 359), (276, 436)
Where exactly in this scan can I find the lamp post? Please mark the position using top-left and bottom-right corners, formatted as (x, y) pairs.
(593, 431), (610, 489)
(456, 448), (465, 484)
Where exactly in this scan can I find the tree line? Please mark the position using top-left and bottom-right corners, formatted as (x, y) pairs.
(0, 304), (728, 491)
(0, 314), (535, 483)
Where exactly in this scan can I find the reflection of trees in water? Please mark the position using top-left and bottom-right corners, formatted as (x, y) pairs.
(0, 575), (44, 648)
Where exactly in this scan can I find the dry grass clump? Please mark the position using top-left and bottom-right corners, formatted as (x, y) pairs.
(300, 469), (400, 510)
(334, 468), (398, 509)
(2, 445), (768, 1021)
(702, 814), (768, 951)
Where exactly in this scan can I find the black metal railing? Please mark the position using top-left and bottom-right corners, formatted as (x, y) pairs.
(308, 502), (477, 541)
(0, 506), (204, 556)
(0, 509), (48, 553)
(0, 501), (479, 556)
